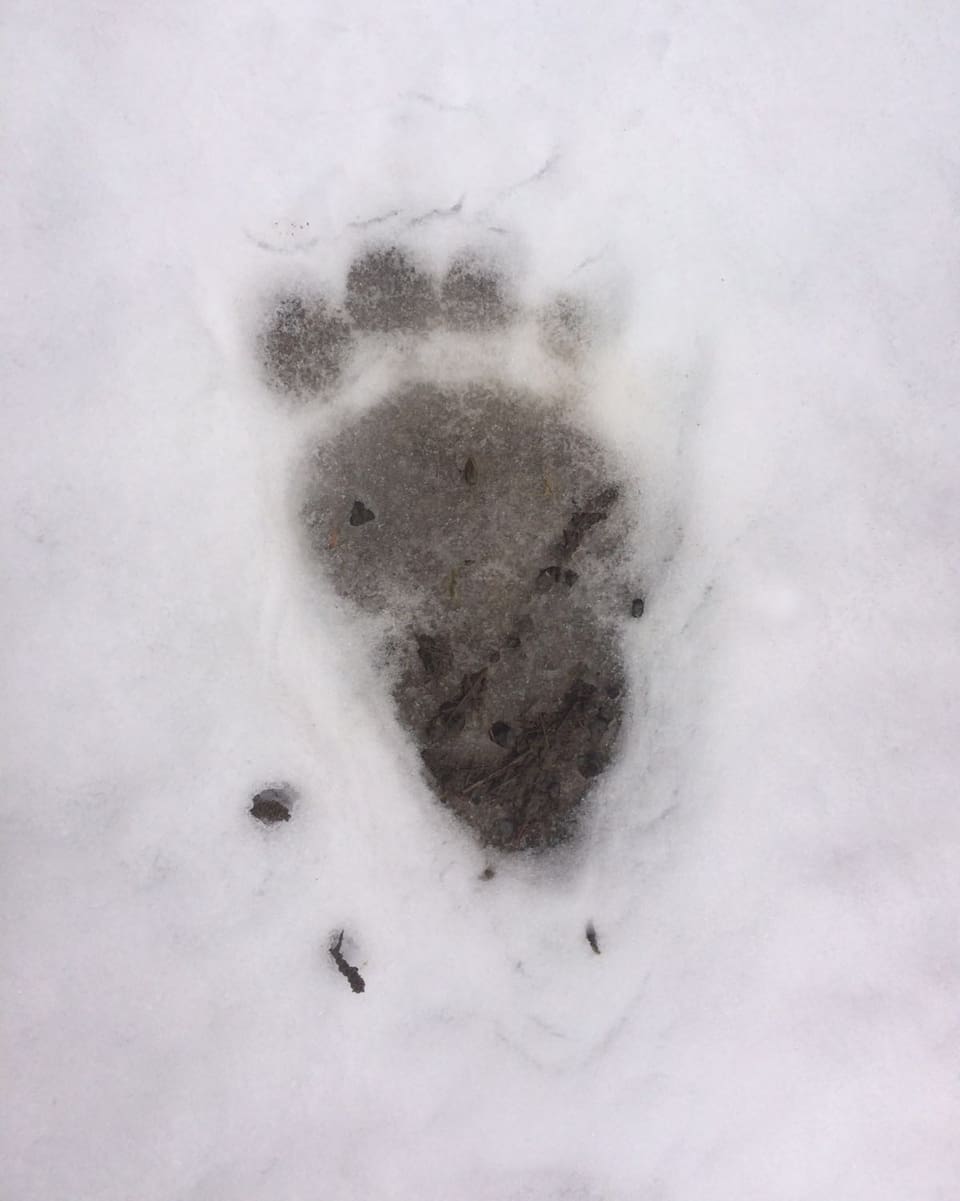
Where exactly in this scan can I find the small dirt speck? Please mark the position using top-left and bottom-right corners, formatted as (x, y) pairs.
(495, 817), (516, 843)
(489, 721), (514, 748)
(585, 922), (601, 954)
(330, 931), (366, 994)
(250, 787), (292, 824)
(631, 596), (645, 619)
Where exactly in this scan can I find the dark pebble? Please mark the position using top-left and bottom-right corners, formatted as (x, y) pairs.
(489, 721), (513, 748)
(631, 596), (645, 619)
(250, 787), (292, 824)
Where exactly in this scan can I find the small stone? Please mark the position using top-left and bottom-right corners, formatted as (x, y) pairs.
(585, 922), (601, 954)
(250, 787), (292, 824)
(463, 457), (477, 485)
(349, 499), (375, 526)
(480, 866), (496, 881)
(489, 721), (513, 748)
(631, 596), (645, 619)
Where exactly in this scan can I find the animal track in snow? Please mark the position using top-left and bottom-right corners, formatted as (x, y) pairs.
(259, 242), (640, 851)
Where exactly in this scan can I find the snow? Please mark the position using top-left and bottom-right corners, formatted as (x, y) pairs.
(3, 1), (960, 1198)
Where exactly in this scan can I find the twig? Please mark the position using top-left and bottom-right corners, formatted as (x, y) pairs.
(462, 748), (534, 796)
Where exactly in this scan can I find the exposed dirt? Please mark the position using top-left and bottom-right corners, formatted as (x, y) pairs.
(249, 786), (293, 824)
(258, 242), (636, 852)
(329, 930), (365, 994)
(344, 246), (440, 332)
(303, 381), (630, 851)
(538, 293), (590, 363)
(260, 295), (353, 397)
(440, 253), (512, 329)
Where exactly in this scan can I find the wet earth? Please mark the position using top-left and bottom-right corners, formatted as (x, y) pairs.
(261, 245), (635, 851)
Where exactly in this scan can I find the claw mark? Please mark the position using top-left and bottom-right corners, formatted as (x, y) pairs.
(476, 151), (561, 224)
(243, 223), (320, 255)
(348, 208), (401, 229)
(571, 245), (610, 276)
(410, 195), (465, 227)
(525, 152), (561, 186)
(495, 152), (561, 203)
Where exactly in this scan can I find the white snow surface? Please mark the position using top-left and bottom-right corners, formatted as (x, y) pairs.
(3, 2), (960, 1198)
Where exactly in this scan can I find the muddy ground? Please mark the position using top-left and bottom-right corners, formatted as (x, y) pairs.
(301, 380), (630, 851)
(261, 245), (633, 851)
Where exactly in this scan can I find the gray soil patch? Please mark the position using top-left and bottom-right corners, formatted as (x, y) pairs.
(345, 246), (440, 332)
(260, 295), (353, 397)
(440, 254), (512, 330)
(302, 381), (630, 851)
(250, 786), (294, 824)
(329, 930), (366, 994)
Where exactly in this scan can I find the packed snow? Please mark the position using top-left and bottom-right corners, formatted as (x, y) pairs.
(3, 1), (959, 1198)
